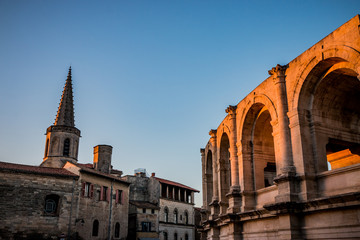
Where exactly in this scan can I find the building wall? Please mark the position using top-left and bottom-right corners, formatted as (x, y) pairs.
(0, 171), (78, 240)
(75, 172), (129, 240)
(159, 198), (195, 240)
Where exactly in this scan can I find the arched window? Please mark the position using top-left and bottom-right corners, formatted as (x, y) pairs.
(164, 207), (169, 222)
(174, 232), (178, 240)
(92, 220), (99, 236)
(174, 209), (178, 224)
(63, 138), (70, 156)
(184, 211), (189, 224)
(114, 222), (120, 238)
(163, 231), (168, 240)
(44, 194), (59, 214)
(185, 233), (189, 240)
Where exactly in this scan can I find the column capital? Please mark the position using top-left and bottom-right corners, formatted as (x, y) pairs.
(225, 105), (237, 115)
(209, 129), (217, 138)
(268, 64), (288, 80)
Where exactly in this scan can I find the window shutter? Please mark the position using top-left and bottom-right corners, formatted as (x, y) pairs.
(90, 184), (94, 199)
(106, 188), (111, 202)
(100, 186), (104, 201)
(115, 190), (119, 204)
(81, 182), (85, 197)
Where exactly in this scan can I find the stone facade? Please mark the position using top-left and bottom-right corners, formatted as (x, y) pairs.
(200, 15), (360, 239)
(124, 171), (199, 240)
(0, 163), (78, 239)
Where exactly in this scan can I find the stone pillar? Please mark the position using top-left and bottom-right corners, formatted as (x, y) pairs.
(269, 65), (299, 202)
(225, 105), (241, 213)
(268, 64), (295, 175)
(201, 148), (207, 207)
(237, 140), (256, 211)
(208, 129), (220, 218)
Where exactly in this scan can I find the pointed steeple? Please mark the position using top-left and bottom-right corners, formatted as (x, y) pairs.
(54, 66), (75, 127)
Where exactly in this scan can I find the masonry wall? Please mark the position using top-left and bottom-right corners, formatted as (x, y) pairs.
(75, 172), (129, 240)
(159, 198), (195, 240)
(0, 171), (78, 240)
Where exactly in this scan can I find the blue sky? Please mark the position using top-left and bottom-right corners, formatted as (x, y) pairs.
(0, 1), (359, 206)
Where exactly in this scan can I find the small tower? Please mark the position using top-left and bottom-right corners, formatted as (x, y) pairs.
(41, 67), (81, 168)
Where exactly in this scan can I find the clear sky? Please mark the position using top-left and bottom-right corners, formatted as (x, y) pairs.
(0, 1), (359, 206)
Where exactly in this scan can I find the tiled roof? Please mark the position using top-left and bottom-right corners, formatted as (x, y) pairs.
(153, 177), (199, 192)
(76, 163), (130, 185)
(129, 200), (160, 210)
(0, 161), (78, 178)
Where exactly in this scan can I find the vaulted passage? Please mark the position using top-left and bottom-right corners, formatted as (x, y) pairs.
(310, 62), (360, 171)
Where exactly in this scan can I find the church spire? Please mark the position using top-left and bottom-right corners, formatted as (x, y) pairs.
(54, 66), (75, 127)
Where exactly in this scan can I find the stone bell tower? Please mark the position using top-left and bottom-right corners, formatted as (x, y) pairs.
(41, 67), (81, 168)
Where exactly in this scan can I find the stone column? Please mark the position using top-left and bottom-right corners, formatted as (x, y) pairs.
(200, 148), (207, 207)
(208, 129), (220, 218)
(269, 64), (298, 203)
(268, 64), (295, 174)
(225, 105), (241, 213)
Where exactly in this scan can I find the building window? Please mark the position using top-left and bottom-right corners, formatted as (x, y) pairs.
(141, 222), (151, 232)
(92, 220), (99, 236)
(174, 232), (178, 240)
(164, 207), (169, 222)
(63, 138), (70, 156)
(100, 186), (109, 201)
(44, 194), (59, 214)
(174, 209), (178, 224)
(81, 182), (93, 198)
(143, 208), (146, 213)
(115, 189), (123, 204)
(114, 222), (120, 238)
(185, 233), (189, 240)
(163, 231), (168, 240)
(151, 209), (155, 214)
(184, 211), (189, 224)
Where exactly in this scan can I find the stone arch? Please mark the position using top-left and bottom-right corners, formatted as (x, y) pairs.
(238, 94), (277, 140)
(239, 102), (276, 191)
(205, 149), (213, 207)
(295, 47), (360, 173)
(292, 46), (360, 111)
(218, 132), (230, 208)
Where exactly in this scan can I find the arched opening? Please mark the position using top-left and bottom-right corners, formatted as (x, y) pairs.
(174, 209), (178, 223)
(174, 232), (178, 240)
(205, 150), (213, 206)
(63, 138), (70, 156)
(184, 211), (189, 224)
(163, 231), (168, 240)
(311, 67), (360, 171)
(252, 109), (276, 190)
(114, 222), (120, 238)
(219, 133), (231, 200)
(164, 207), (169, 222)
(92, 219), (99, 236)
(241, 103), (276, 192)
(185, 233), (189, 240)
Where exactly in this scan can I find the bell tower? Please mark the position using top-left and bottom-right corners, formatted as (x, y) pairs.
(41, 67), (81, 168)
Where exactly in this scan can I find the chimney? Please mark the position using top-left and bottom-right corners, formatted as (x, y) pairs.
(151, 172), (156, 177)
(93, 145), (113, 174)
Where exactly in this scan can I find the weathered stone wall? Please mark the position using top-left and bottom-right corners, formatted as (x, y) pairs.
(0, 171), (78, 240)
(75, 172), (129, 240)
